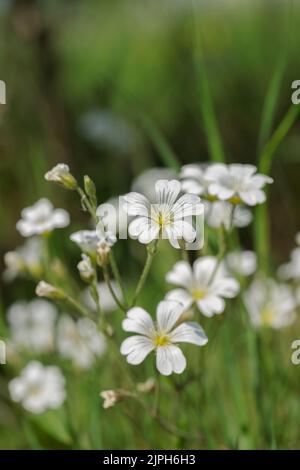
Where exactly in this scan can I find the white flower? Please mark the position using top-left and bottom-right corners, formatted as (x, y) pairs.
(180, 163), (213, 196)
(9, 361), (66, 414)
(244, 277), (297, 329)
(120, 300), (208, 376)
(70, 230), (99, 255)
(204, 200), (253, 229)
(166, 257), (240, 317)
(16, 198), (69, 237)
(57, 315), (106, 369)
(226, 250), (257, 277)
(45, 164), (77, 190)
(7, 300), (57, 353)
(82, 281), (121, 313)
(278, 248), (300, 281)
(131, 167), (177, 202)
(77, 254), (95, 283)
(124, 179), (203, 248)
(70, 227), (116, 258)
(3, 237), (43, 281)
(206, 163), (273, 206)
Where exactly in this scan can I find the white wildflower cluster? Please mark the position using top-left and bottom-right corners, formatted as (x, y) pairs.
(4, 161), (297, 419)
(180, 163), (273, 230)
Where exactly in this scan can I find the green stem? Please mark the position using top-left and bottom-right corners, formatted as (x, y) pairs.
(90, 278), (106, 329)
(131, 240), (158, 306)
(65, 294), (94, 320)
(255, 105), (300, 272)
(109, 251), (128, 308)
(76, 187), (97, 223)
(208, 225), (226, 285)
(103, 266), (127, 312)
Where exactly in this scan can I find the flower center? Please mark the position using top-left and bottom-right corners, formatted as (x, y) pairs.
(157, 212), (172, 228)
(261, 306), (275, 326)
(154, 334), (170, 347)
(191, 288), (207, 300)
(229, 195), (242, 205)
(206, 194), (218, 202)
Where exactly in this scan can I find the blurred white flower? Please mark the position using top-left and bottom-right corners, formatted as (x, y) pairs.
(16, 198), (69, 237)
(70, 230), (99, 255)
(57, 315), (106, 369)
(131, 167), (177, 202)
(180, 163), (213, 196)
(204, 200), (253, 229)
(124, 179), (203, 248)
(45, 164), (77, 190)
(278, 248), (300, 281)
(70, 227), (116, 258)
(244, 277), (297, 329)
(121, 300), (208, 376)
(3, 237), (43, 281)
(226, 250), (257, 277)
(166, 257), (239, 317)
(206, 163), (273, 206)
(9, 361), (66, 414)
(7, 300), (57, 353)
(82, 282), (121, 313)
(77, 254), (95, 283)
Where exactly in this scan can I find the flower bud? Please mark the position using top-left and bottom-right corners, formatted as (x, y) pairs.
(77, 254), (95, 283)
(96, 241), (111, 267)
(36, 281), (66, 300)
(136, 378), (156, 394)
(45, 164), (77, 190)
(84, 175), (97, 207)
(100, 389), (136, 409)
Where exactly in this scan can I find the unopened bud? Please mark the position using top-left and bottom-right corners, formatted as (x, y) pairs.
(77, 254), (95, 283)
(84, 175), (97, 207)
(96, 241), (111, 267)
(36, 280), (66, 300)
(45, 164), (77, 190)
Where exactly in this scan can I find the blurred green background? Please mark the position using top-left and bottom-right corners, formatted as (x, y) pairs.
(1, 0), (300, 450)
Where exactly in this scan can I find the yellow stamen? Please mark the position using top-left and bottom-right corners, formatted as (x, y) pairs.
(261, 307), (275, 326)
(229, 195), (241, 205)
(191, 288), (207, 300)
(154, 334), (170, 347)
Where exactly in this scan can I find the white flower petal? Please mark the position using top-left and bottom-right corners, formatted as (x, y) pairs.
(156, 345), (186, 375)
(170, 322), (208, 346)
(165, 261), (193, 288)
(197, 295), (225, 317)
(155, 179), (181, 206)
(156, 300), (184, 334)
(165, 288), (193, 309)
(124, 192), (150, 217)
(120, 336), (154, 365)
(122, 307), (155, 336)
